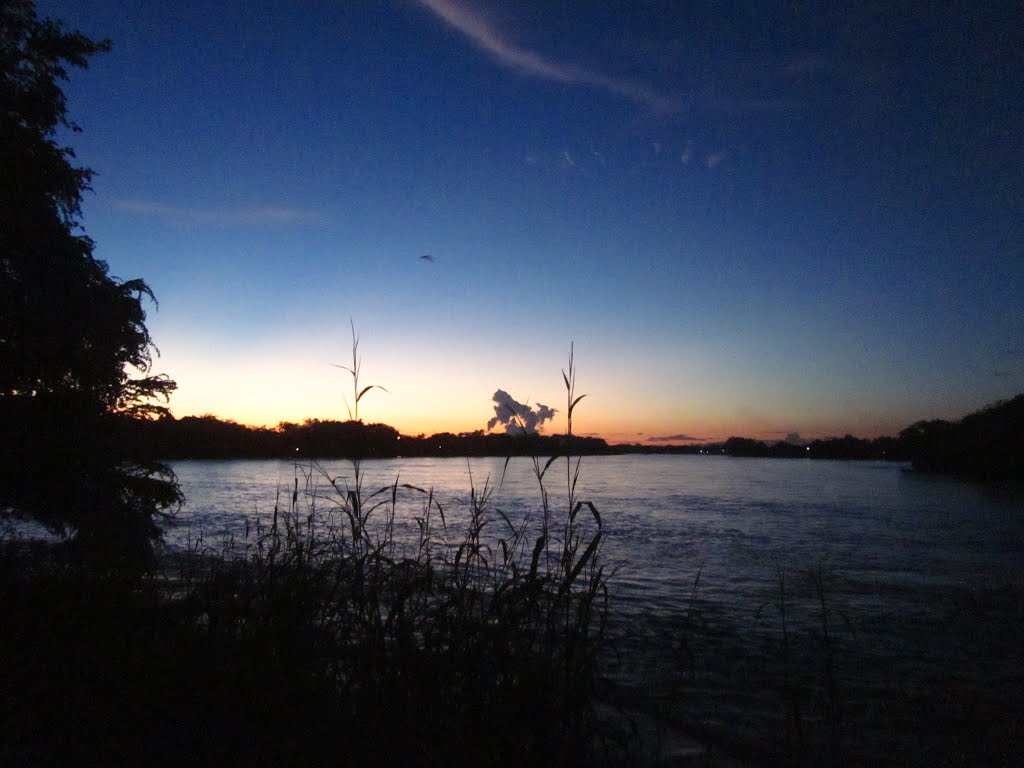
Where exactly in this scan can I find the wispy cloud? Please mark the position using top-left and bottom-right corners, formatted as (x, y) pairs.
(680, 141), (693, 164)
(414, 0), (678, 112)
(115, 199), (319, 224)
(561, 150), (576, 168)
(706, 151), (727, 169)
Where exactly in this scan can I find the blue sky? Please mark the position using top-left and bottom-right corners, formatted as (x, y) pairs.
(40, 0), (1023, 442)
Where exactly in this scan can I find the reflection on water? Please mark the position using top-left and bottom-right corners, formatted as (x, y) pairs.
(168, 455), (1024, 764)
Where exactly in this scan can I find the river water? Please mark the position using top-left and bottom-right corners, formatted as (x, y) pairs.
(166, 455), (1024, 765)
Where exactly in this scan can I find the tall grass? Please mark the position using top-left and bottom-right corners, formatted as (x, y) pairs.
(169, 336), (613, 764)
(748, 561), (852, 767)
(0, 336), (616, 766)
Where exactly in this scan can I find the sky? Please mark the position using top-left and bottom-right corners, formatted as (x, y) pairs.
(39, 0), (1024, 443)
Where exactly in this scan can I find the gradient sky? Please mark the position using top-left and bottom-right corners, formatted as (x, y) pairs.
(39, 0), (1023, 443)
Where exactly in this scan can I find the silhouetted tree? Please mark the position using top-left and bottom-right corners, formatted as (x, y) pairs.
(723, 436), (769, 457)
(1, 1), (179, 567)
(901, 395), (1024, 480)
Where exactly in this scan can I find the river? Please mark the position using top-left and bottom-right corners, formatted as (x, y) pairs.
(166, 455), (1024, 765)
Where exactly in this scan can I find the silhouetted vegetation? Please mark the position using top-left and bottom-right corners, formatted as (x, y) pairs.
(900, 393), (1024, 481)
(715, 395), (1024, 481)
(1, 472), (613, 767)
(721, 435), (911, 461)
(0, 1), (179, 567)
(118, 395), (1024, 481)
(2, 344), (616, 767)
(613, 442), (705, 454)
(123, 414), (612, 459)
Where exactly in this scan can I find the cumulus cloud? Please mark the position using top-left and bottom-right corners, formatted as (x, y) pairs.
(648, 433), (708, 442)
(487, 389), (557, 434)
(115, 199), (319, 224)
(413, 0), (678, 112)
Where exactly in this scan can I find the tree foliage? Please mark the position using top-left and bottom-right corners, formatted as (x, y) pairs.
(900, 394), (1024, 480)
(1, 0), (179, 566)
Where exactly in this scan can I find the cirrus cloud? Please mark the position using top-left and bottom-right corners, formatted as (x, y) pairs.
(115, 199), (320, 225)
(413, 0), (678, 113)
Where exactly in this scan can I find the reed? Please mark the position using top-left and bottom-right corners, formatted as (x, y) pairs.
(155, 338), (613, 764)
(0, 331), (617, 765)
(748, 560), (852, 767)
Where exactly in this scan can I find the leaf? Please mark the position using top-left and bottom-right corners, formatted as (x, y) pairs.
(539, 454), (559, 479)
(568, 393), (587, 417)
(566, 532), (602, 587)
(562, 370), (570, 390)
(529, 535), (546, 579)
(356, 384), (389, 403)
(571, 500), (601, 528)
(494, 507), (516, 536)
(454, 542), (466, 571)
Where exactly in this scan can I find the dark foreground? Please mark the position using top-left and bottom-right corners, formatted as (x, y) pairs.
(4, 533), (1022, 768)
(1, 484), (614, 768)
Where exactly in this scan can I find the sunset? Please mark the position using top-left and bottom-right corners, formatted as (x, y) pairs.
(34, 0), (1023, 442)
(4, 2), (1023, 765)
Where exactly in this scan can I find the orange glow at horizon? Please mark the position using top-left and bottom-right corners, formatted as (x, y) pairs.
(156, 337), (910, 445)
(165, 393), (905, 445)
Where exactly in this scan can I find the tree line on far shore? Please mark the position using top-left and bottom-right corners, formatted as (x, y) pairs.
(718, 393), (1022, 481)
(121, 416), (613, 460)
(122, 392), (1023, 481)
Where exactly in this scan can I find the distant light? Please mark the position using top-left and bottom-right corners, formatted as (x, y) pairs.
(806, 446), (810, 451)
